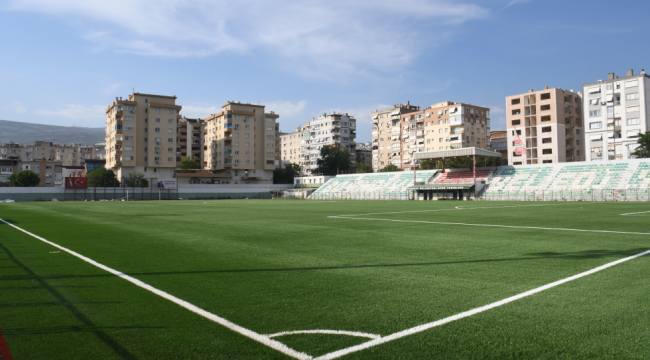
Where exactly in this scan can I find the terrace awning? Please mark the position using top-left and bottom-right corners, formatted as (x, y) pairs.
(413, 147), (502, 161)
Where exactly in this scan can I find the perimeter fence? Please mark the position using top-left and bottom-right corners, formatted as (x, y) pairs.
(309, 191), (413, 201)
(64, 176), (178, 201)
(481, 187), (650, 202)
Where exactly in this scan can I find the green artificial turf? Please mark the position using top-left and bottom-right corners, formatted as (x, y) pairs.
(0, 200), (649, 359)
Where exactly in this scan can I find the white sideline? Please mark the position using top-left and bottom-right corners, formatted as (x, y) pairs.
(620, 210), (650, 216)
(332, 204), (559, 218)
(330, 217), (650, 236)
(315, 248), (650, 360)
(266, 330), (381, 340)
(0, 219), (311, 360)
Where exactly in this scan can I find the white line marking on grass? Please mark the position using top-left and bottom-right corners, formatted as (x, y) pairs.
(329, 217), (650, 236)
(334, 204), (560, 218)
(315, 248), (650, 360)
(0, 219), (312, 360)
(266, 330), (381, 340)
(620, 210), (650, 216)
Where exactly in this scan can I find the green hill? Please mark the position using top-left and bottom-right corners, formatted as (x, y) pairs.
(0, 119), (105, 145)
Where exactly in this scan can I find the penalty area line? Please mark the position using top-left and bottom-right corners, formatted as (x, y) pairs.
(0, 219), (311, 360)
(315, 248), (650, 360)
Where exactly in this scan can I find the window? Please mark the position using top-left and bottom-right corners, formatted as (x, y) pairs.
(168, 119), (174, 123)
(589, 122), (602, 129)
(627, 106), (639, 113)
(124, 116), (134, 121)
(124, 146), (134, 151)
(245, 142), (250, 147)
(168, 129), (173, 133)
(124, 125), (134, 131)
(589, 86), (601, 93)
(626, 93), (639, 100)
(589, 98), (600, 105)
(168, 138), (174, 143)
(168, 157), (173, 162)
(541, 115), (551, 122)
(168, 148), (173, 152)
(625, 80), (638, 88)
(589, 110), (601, 117)
(540, 93), (551, 100)
(267, 126), (273, 131)
(540, 105), (551, 111)
(168, 109), (174, 114)
(124, 156), (134, 160)
(627, 118), (640, 125)
(125, 136), (134, 141)
(542, 138), (552, 144)
(512, 120), (521, 126)
(627, 130), (641, 138)
(155, 128), (160, 132)
(245, 134), (250, 138)
(245, 125), (250, 129)
(511, 109), (520, 115)
(542, 149), (552, 155)
(234, 133), (239, 138)
(155, 118), (160, 122)
(511, 98), (520, 105)
(606, 83), (613, 91)
(124, 106), (134, 111)
(155, 108), (160, 113)
(541, 126), (552, 133)
(266, 118), (274, 122)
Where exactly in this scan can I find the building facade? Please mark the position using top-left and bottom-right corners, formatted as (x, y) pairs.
(303, 113), (356, 175)
(355, 142), (372, 167)
(490, 131), (508, 165)
(371, 103), (420, 171)
(506, 87), (584, 165)
(203, 102), (280, 183)
(20, 160), (63, 187)
(280, 127), (306, 169)
(105, 93), (183, 179)
(177, 117), (205, 168)
(583, 69), (649, 161)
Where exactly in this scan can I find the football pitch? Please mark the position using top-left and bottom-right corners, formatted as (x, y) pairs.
(1, 200), (649, 359)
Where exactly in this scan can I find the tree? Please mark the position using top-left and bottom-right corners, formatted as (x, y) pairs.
(179, 157), (200, 172)
(124, 171), (149, 187)
(419, 159), (437, 170)
(8, 170), (40, 187)
(273, 163), (301, 184)
(356, 163), (373, 173)
(379, 164), (401, 172)
(631, 131), (650, 158)
(316, 146), (351, 175)
(87, 168), (120, 187)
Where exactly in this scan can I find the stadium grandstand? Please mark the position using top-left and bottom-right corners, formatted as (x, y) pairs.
(310, 158), (650, 202)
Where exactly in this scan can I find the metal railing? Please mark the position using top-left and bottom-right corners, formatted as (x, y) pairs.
(309, 191), (413, 201)
(480, 187), (650, 202)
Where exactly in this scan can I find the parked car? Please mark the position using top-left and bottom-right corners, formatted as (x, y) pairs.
(3, 199), (15, 203)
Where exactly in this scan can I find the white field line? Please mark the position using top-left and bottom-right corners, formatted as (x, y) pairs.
(0, 219), (311, 360)
(316, 248), (650, 360)
(333, 204), (560, 218)
(330, 216), (650, 236)
(620, 210), (650, 216)
(266, 330), (380, 340)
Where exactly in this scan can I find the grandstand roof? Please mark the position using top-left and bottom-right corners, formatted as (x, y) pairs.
(408, 184), (474, 190)
(413, 147), (502, 161)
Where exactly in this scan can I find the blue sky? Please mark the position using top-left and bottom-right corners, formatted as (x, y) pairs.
(1, 0), (649, 142)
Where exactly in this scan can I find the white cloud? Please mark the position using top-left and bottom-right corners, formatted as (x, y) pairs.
(7, 102), (27, 114)
(499, 0), (532, 12)
(181, 105), (221, 119)
(265, 101), (307, 118)
(35, 104), (105, 120)
(491, 106), (505, 114)
(4, 0), (489, 80)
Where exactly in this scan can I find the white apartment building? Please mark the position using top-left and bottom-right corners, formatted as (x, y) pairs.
(584, 69), (650, 161)
(304, 113), (356, 175)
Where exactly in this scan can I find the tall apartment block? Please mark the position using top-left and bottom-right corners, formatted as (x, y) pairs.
(583, 69), (649, 161)
(303, 113), (356, 175)
(506, 87), (584, 165)
(280, 127), (305, 169)
(371, 102), (490, 171)
(371, 103), (420, 171)
(105, 93), (183, 178)
(203, 102), (280, 182)
(177, 117), (205, 168)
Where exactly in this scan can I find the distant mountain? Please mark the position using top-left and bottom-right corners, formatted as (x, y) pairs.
(0, 120), (106, 145)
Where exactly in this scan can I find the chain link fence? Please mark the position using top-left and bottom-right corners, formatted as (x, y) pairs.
(481, 188), (650, 202)
(309, 191), (413, 201)
(64, 176), (178, 201)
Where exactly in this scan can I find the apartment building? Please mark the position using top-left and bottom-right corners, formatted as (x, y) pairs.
(92, 142), (106, 160)
(583, 69), (650, 161)
(203, 102), (280, 183)
(0, 158), (19, 182)
(105, 93), (183, 178)
(280, 127), (306, 169)
(304, 113), (356, 175)
(0, 142), (24, 160)
(506, 87), (584, 165)
(371, 103), (420, 171)
(404, 102), (491, 170)
(177, 117), (205, 168)
(355, 142), (372, 166)
(20, 160), (63, 187)
(490, 131), (508, 164)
